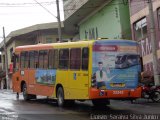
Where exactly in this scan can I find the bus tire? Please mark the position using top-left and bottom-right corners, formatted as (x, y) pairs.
(57, 87), (65, 107)
(22, 83), (30, 101)
(92, 99), (110, 107)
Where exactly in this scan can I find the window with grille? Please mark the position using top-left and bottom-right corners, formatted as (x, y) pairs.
(133, 17), (147, 40)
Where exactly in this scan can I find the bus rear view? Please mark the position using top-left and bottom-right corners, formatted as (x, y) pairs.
(90, 40), (141, 106)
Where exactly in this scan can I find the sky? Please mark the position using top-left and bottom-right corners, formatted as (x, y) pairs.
(0, 0), (64, 42)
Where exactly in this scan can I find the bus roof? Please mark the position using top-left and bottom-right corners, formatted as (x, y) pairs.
(15, 40), (95, 52)
(15, 39), (137, 52)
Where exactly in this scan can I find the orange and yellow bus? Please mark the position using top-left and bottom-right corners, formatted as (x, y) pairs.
(12, 39), (142, 107)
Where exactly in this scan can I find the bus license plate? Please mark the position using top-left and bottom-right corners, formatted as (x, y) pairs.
(110, 83), (125, 87)
(113, 91), (124, 94)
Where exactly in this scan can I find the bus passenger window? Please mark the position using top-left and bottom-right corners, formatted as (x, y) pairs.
(59, 49), (69, 69)
(48, 50), (54, 69)
(39, 51), (44, 68)
(29, 51), (34, 68)
(24, 52), (29, 68)
(49, 49), (58, 69)
(20, 52), (25, 69)
(43, 51), (48, 69)
(53, 50), (58, 69)
(82, 48), (89, 70)
(70, 48), (81, 70)
(34, 51), (38, 68)
(38, 50), (48, 69)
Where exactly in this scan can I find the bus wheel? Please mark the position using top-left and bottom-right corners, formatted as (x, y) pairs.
(57, 87), (65, 107)
(92, 99), (110, 107)
(22, 83), (30, 101)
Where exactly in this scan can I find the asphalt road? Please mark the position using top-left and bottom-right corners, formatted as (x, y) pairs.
(0, 90), (160, 120)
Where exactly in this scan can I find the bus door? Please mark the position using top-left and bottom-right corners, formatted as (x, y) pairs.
(12, 54), (21, 92)
(68, 48), (89, 99)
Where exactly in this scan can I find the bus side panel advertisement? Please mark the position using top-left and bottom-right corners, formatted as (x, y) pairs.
(92, 40), (141, 90)
(35, 69), (56, 85)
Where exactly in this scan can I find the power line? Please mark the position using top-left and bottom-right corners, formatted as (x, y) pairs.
(0, 1), (55, 5)
(0, 0), (153, 21)
(0, 0), (158, 7)
(0, 1), (149, 22)
(0, 1), (64, 7)
(33, 0), (57, 18)
(0, 0), (65, 5)
(0, 1), (140, 11)
(0, 0), (151, 11)
(0, 0), (157, 37)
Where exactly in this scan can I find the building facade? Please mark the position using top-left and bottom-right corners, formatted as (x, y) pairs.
(0, 22), (73, 89)
(129, 0), (160, 77)
(0, 55), (2, 89)
(63, 0), (131, 40)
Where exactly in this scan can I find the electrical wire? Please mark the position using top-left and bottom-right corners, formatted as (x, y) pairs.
(0, 0), (159, 38)
(0, 0), (64, 5)
(0, 0), (154, 15)
(0, 1), (147, 14)
(0, 1), (55, 5)
(33, 0), (57, 18)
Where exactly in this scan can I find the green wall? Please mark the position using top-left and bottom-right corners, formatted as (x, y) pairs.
(119, 0), (131, 39)
(79, 0), (131, 40)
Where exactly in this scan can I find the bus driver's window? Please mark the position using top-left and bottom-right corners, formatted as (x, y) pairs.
(13, 54), (19, 72)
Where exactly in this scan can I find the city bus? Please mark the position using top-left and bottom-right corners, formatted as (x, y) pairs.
(12, 39), (142, 107)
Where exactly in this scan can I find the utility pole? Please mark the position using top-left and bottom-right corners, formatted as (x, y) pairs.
(56, 0), (62, 42)
(3, 27), (9, 89)
(148, 0), (160, 85)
